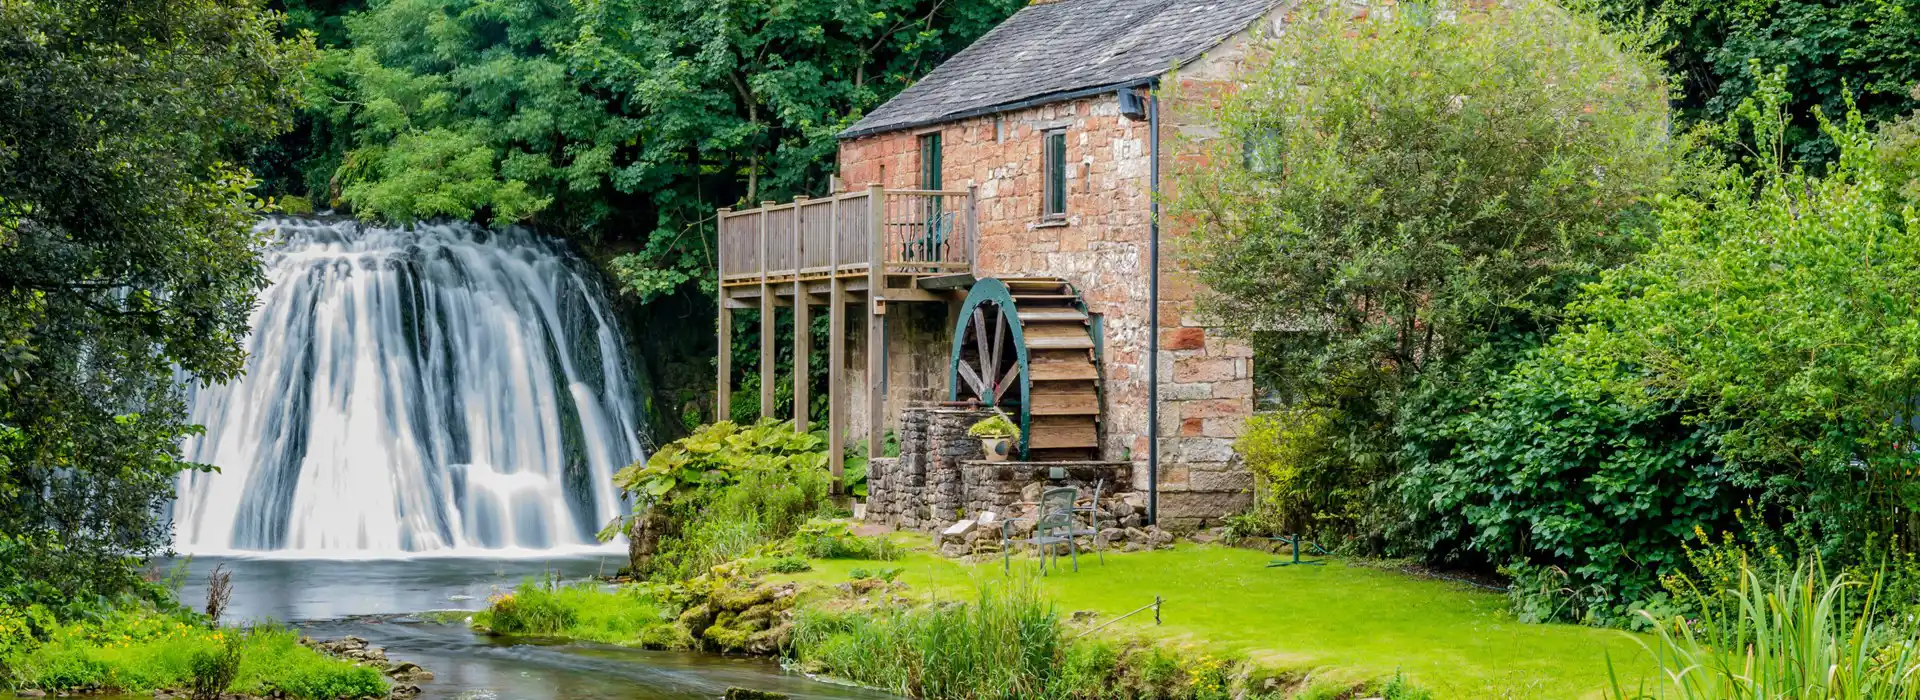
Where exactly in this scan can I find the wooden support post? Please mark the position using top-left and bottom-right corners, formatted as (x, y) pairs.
(760, 200), (776, 421)
(866, 185), (886, 459)
(716, 207), (732, 421)
(827, 195), (845, 493)
(792, 197), (810, 432)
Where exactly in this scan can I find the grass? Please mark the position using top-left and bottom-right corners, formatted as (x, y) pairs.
(5, 608), (385, 698)
(473, 580), (684, 648)
(770, 540), (1656, 698)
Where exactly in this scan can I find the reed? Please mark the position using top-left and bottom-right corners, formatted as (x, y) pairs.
(1614, 564), (1920, 699)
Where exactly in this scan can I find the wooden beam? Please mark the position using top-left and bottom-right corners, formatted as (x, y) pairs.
(827, 195), (845, 494)
(760, 200), (776, 420)
(866, 185), (885, 458)
(717, 207), (732, 421)
(792, 283), (811, 431)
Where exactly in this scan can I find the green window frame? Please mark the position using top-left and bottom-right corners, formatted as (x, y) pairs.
(1043, 129), (1067, 218)
(919, 132), (943, 190)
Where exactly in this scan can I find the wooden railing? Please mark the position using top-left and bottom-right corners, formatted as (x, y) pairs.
(718, 186), (975, 286)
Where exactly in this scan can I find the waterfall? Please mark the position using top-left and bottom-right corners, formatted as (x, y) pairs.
(174, 217), (646, 557)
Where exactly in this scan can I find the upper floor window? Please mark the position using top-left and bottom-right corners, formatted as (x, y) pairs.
(1043, 129), (1067, 218)
(919, 133), (942, 190)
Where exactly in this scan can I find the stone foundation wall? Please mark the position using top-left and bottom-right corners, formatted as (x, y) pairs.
(868, 405), (1137, 534)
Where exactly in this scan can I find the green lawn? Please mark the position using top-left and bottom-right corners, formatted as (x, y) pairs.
(775, 539), (1655, 699)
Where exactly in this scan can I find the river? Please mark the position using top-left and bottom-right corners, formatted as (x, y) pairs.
(154, 555), (895, 700)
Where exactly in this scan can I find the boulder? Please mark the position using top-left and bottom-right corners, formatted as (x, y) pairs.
(938, 542), (969, 558)
(1021, 482), (1047, 503)
(678, 603), (716, 637)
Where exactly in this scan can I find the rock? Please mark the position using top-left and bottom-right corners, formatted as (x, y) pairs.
(711, 583), (776, 612)
(1108, 500), (1134, 519)
(18, 691), (45, 698)
(1095, 527), (1124, 549)
(1021, 482), (1046, 503)
(390, 684), (422, 699)
(384, 662), (423, 677)
(978, 511), (998, 525)
(678, 603), (716, 637)
(940, 519), (976, 544)
(1123, 542), (1144, 553)
(725, 688), (792, 700)
(938, 542), (969, 558)
(1011, 518), (1037, 538)
(1121, 514), (1142, 529)
(1069, 610), (1099, 623)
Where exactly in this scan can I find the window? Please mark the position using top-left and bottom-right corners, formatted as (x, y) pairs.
(1043, 129), (1067, 218)
(919, 132), (942, 190)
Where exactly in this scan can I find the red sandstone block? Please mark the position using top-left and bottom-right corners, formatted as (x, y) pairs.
(1180, 417), (1206, 437)
(1174, 358), (1237, 383)
(1164, 327), (1205, 351)
(1181, 398), (1246, 419)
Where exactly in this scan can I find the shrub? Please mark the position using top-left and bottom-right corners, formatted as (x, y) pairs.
(1175, 0), (1674, 488)
(475, 581), (676, 647)
(1236, 408), (1359, 538)
(187, 634), (241, 700)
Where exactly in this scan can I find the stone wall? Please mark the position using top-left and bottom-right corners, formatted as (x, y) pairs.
(838, 86), (1257, 528)
(868, 405), (1136, 535)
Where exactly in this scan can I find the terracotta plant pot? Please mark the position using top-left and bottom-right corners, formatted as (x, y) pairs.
(980, 437), (1012, 462)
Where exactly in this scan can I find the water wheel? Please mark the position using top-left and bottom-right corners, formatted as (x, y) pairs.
(949, 277), (1101, 460)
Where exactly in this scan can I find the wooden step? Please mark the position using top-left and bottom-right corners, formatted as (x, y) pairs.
(1011, 294), (1079, 303)
(1029, 416), (1098, 449)
(1029, 358), (1098, 381)
(1022, 324), (1094, 349)
(1030, 390), (1100, 415)
(1018, 309), (1088, 323)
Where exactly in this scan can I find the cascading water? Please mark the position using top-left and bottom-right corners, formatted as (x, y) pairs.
(174, 217), (646, 557)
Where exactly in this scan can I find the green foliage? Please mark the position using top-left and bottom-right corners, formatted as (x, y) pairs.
(186, 634), (242, 700)
(1558, 79), (1920, 554)
(792, 520), (900, 561)
(967, 414), (1020, 440)
(0, 0), (312, 610)
(1590, 0), (1920, 165)
(1396, 349), (1735, 625)
(4, 610), (383, 698)
(1615, 563), (1920, 699)
(1235, 408), (1359, 539)
(610, 420), (837, 581)
(766, 557), (812, 574)
(1179, 0), (1674, 516)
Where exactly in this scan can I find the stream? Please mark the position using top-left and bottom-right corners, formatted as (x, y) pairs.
(148, 555), (896, 700)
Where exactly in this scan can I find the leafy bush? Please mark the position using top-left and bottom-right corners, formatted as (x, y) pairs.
(1176, 0), (1674, 489)
(1397, 351), (1737, 625)
(187, 634), (241, 700)
(1236, 408), (1360, 538)
(606, 420), (836, 580)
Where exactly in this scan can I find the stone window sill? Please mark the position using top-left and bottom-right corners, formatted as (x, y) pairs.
(1030, 219), (1070, 230)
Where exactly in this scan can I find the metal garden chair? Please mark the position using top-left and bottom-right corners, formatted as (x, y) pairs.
(1002, 485), (1104, 574)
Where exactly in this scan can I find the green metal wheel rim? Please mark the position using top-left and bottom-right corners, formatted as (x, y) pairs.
(949, 278), (1032, 458)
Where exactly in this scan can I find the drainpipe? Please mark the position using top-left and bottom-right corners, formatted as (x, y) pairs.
(1146, 83), (1161, 526)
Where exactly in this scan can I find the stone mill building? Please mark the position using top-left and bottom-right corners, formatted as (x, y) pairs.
(715, 0), (1289, 530)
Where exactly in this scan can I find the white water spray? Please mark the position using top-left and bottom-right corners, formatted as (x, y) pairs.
(174, 218), (645, 557)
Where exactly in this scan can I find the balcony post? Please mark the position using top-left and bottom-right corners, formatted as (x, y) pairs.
(866, 185), (885, 459)
(792, 196), (810, 432)
(716, 207), (732, 421)
(760, 200), (775, 420)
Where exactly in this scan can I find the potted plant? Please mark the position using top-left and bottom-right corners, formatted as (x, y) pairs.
(968, 414), (1021, 462)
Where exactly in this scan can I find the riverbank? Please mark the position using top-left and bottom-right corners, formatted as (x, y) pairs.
(473, 533), (1654, 699)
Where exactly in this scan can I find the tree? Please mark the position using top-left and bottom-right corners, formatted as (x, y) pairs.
(1592, 0), (1920, 164)
(0, 0), (311, 608)
(1173, 0), (1676, 523)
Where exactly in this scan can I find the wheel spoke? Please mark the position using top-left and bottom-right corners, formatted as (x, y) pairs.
(993, 363), (1021, 403)
(958, 360), (988, 400)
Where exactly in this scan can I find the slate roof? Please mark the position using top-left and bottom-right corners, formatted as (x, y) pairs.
(840, 0), (1284, 139)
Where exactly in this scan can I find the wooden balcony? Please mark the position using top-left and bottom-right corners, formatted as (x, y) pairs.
(718, 185), (976, 300)
(716, 186), (978, 494)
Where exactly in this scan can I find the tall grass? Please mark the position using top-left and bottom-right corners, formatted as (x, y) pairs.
(477, 580), (677, 646)
(1614, 565), (1920, 699)
(791, 578), (1067, 700)
(649, 465), (832, 581)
